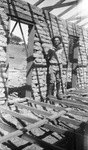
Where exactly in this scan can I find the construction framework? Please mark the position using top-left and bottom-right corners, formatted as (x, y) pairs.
(0, 89), (88, 149)
(0, 1), (88, 149)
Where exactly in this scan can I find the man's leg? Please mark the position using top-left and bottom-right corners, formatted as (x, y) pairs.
(56, 72), (62, 100)
(48, 66), (55, 97)
(48, 72), (55, 96)
(48, 82), (54, 96)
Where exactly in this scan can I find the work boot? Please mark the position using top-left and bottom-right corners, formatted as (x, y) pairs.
(56, 82), (62, 100)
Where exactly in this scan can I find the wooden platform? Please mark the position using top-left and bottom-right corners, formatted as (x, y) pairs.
(0, 89), (88, 150)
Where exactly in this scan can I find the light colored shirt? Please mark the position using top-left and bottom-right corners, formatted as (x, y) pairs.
(48, 45), (63, 65)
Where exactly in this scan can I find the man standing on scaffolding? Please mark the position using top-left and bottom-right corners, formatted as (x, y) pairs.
(47, 36), (65, 100)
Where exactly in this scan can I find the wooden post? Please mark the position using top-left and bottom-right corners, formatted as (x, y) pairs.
(6, 17), (11, 105)
(26, 24), (35, 98)
(72, 37), (79, 88)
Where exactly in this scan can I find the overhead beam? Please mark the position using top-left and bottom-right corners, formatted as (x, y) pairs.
(14, 102), (51, 117)
(42, 0), (65, 12)
(34, 0), (45, 6)
(42, 0), (77, 12)
(58, 1), (78, 8)
(58, 4), (77, 17)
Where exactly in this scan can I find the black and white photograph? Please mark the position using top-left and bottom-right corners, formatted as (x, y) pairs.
(0, 0), (88, 149)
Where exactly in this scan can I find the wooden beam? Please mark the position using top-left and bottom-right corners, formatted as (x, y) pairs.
(4, 7), (38, 24)
(25, 97), (63, 111)
(6, 17), (11, 103)
(58, 4), (76, 17)
(59, 1), (77, 7)
(71, 95), (88, 102)
(48, 96), (88, 110)
(71, 37), (78, 88)
(8, 98), (28, 104)
(59, 116), (81, 126)
(42, 0), (65, 12)
(0, 106), (37, 123)
(14, 102), (51, 117)
(12, 100), (85, 126)
(0, 117), (87, 150)
(18, 22), (28, 56)
(34, 0), (45, 6)
(47, 95), (82, 104)
(10, 21), (18, 36)
(70, 109), (88, 117)
(42, 1), (77, 12)
(0, 111), (73, 137)
(44, 123), (67, 134)
(0, 121), (64, 150)
(26, 25), (35, 98)
(0, 109), (70, 144)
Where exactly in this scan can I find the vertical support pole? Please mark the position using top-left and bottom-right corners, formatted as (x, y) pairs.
(26, 25), (35, 98)
(72, 38), (79, 88)
(6, 17), (11, 105)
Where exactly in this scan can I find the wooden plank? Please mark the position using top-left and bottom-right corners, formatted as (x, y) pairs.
(0, 103), (85, 130)
(48, 96), (88, 110)
(0, 116), (85, 144)
(69, 35), (79, 88)
(14, 102), (84, 127)
(42, 0), (65, 12)
(59, 116), (81, 126)
(71, 95), (88, 103)
(25, 97), (63, 111)
(0, 106), (37, 123)
(58, 4), (76, 17)
(0, 108), (71, 143)
(44, 123), (67, 134)
(0, 118), (87, 150)
(6, 17), (11, 103)
(19, 22), (28, 56)
(4, 7), (38, 24)
(34, 0), (45, 6)
(47, 95), (84, 105)
(58, 1), (78, 7)
(0, 106), (74, 136)
(0, 121), (64, 150)
(14, 102), (52, 117)
(42, 0), (77, 12)
(69, 110), (88, 117)
(26, 25), (35, 98)
(8, 98), (28, 104)
(0, 111), (70, 137)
